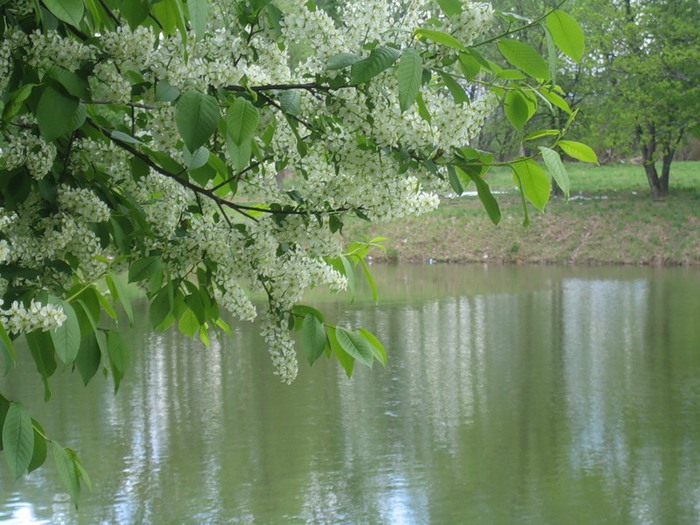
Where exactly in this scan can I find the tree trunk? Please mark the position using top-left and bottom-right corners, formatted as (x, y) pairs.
(639, 123), (667, 200)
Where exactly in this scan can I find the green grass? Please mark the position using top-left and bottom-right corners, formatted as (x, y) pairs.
(346, 161), (700, 266)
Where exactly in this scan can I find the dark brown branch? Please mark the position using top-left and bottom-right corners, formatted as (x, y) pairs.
(88, 120), (353, 218)
(96, 0), (122, 27)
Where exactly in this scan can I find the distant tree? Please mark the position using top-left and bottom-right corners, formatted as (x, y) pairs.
(572, 0), (700, 199)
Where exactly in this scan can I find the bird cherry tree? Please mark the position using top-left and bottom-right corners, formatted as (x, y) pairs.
(0, 0), (591, 505)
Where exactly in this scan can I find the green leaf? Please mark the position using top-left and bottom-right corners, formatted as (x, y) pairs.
(358, 328), (387, 366)
(512, 158), (550, 211)
(0, 396), (8, 452)
(43, 0), (84, 27)
(175, 91), (220, 152)
(539, 146), (570, 199)
(3, 403), (34, 480)
(76, 330), (101, 386)
(398, 48), (423, 112)
(448, 165), (464, 195)
(46, 67), (90, 100)
(439, 71), (469, 104)
(326, 53), (362, 71)
(558, 140), (599, 164)
(120, 0), (150, 29)
(0, 323), (15, 374)
(504, 91), (530, 130)
(350, 47), (401, 85)
(459, 53), (481, 81)
(334, 327), (374, 368)
(178, 308), (200, 338)
(49, 300), (81, 365)
(156, 80), (180, 102)
(278, 90), (301, 116)
(546, 10), (584, 62)
(498, 39), (550, 80)
(25, 331), (57, 402)
(107, 272), (134, 325)
(437, 0), (462, 16)
(108, 331), (130, 392)
(27, 419), (47, 473)
(301, 314), (326, 365)
(36, 85), (80, 142)
(187, 0), (209, 38)
(415, 29), (466, 51)
(459, 167), (501, 224)
(541, 88), (572, 114)
(128, 256), (162, 283)
(415, 92), (431, 123)
(358, 258), (379, 304)
(525, 129), (560, 141)
(149, 286), (174, 331)
(328, 326), (354, 377)
(226, 98), (260, 145)
(53, 442), (81, 509)
(2, 83), (36, 120)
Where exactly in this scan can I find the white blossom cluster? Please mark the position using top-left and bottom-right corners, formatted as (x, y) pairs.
(57, 186), (110, 223)
(0, 0), (502, 381)
(260, 315), (299, 384)
(0, 299), (66, 335)
(0, 129), (57, 180)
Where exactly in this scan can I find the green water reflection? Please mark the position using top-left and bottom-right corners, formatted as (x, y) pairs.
(1, 265), (699, 524)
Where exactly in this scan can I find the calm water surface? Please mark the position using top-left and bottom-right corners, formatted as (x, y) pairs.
(1, 265), (700, 524)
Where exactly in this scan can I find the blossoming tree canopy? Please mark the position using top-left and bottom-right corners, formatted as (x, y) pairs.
(0, 0), (592, 504)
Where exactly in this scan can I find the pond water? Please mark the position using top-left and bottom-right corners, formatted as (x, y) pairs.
(1, 264), (700, 524)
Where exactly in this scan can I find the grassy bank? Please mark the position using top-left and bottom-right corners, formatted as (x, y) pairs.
(346, 161), (700, 266)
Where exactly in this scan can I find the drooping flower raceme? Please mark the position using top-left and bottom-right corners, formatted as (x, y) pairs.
(0, 0), (522, 384)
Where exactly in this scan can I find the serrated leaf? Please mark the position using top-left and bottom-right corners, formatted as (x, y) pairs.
(546, 10), (584, 62)
(542, 89), (572, 114)
(107, 331), (130, 393)
(178, 308), (200, 338)
(175, 91), (220, 152)
(75, 330), (101, 386)
(512, 158), (550, 211)
(111, 130), (143, 145)
(358, 328), (387, 366)
(278, 90), (301, 116)
(36, 85), (80, 142)
(0, 323), (15, 374)
(2, 403), (34, 480)
(525, 129), (560, 141)
(49, 300), (80, 365)
(43, 0), (84, 27)
(498, 39), (550, 80)
(302, 314), (326, 365)
(106, 272), (134, 324)
(226, 98), (261, 144)
(25, 331), (56, 402)
(459, 53), (481, 81)
(335, 327), (374, 368)
(504, 91), (530, 130)
(398, 48), (423, 112)
(128, 256), (161, 283)
(439, 71), (469, 104)
(27, 419), (47, 473)
(156, 80), (180, 102)
(448, 165), (464, 195)
(539, 146), (570, 199)
(326, 53), (362, 70)
(187, 0), (209, 38)
(465, 170), (501, 224)
(437, 0), (462, 16)
(53, 442), (81, 509)
(46, 66), (90, 100)
(350, 47), (401, 85)
(328, 326), (354, 377)
(559, 140), (599, 164)
(415, 29), (466, 51)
